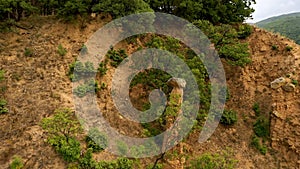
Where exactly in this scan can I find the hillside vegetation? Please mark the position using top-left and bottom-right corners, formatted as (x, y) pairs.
(256, 12), (300, 44)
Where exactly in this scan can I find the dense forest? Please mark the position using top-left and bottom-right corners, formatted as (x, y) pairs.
(256, 12), (300, 44)
(0, 0), (256, 24)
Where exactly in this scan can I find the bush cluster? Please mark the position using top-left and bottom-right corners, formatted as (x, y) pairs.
(253, 116), (270, 138)
(73, 79), (100, 97)
(252, 103), (260, 116)
(10, 156), (24, 169)
(189, 151), (237, 169)
(0, 99), (9, 114)
(68, 61), (97, 81)
(251, 136), (267, 155)
(42, 108), (135, 168)
(86, 128), (108, 153)
(107, 48), (128, 67)
(57, 44), (67, 56)
(193, 20), (252, 67)
(220, 110), (238, 125)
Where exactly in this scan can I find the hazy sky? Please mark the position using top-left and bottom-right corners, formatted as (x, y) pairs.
(249, 0), (300, 23)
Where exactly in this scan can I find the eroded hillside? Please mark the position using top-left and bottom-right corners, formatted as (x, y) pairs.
(0, 16), (299, 168)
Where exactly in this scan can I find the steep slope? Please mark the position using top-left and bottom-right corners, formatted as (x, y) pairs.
(225, 27), (300, 168)
(0, 17), (299, 168)
(256, 12), (300, 44)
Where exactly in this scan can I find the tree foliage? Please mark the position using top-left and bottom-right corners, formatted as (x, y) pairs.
(41, 108), (82, 139)
(145, 0), (256, 24)
(0, 0), (255, 24)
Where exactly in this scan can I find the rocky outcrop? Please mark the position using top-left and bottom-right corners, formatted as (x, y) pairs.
(270, 77), (296, 92)
(282, 83), (296, 92)
(270, 77), (286, 89)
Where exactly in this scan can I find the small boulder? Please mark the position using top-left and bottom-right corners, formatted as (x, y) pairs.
(282, 83), (295, 92)
(270, 77), (286, 89)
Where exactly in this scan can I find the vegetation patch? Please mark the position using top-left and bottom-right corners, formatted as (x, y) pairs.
(24, 48), (33, 57)
(252, 103), (261, 116)
(73, 79), (99, 97)
(107, 48), (128, 67)
(253, 116), (270, 138)
(188, 150), (237, 169)
(0, 99), (9, 114)
(251, 136), (267, 155)
(68, 61), (97, 81)
(85, 128), (108, 153)
(57, 44), (67, 56)
(10, 156), (24, 169)
(220, 110), (238, 125)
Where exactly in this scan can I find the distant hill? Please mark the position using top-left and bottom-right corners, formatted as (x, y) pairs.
(256, 12), (300, 44)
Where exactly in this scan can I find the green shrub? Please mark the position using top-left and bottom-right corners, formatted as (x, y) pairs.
(24, 48), (33, 57)
(0, 99), (8, 114)
(271, 45), (278, 50)
(193, 21), (252, 67)
(79, 148), (97, 169)
(57, 44), (67, 56)
(253, 116), (270, 138)
(292, 79), (298, 86)
(10, 156), (23, 169)
(189, 151), (237, 169)
(50, 136), (81, 162)
(219, 87), (230, 102)
(237, 24), (253, 39)
(73, 79), (100, 97)
(117, 141), (128, 156)
(0, 69), (4, 82)
(86, 128), (108, 152)
(251, 136), (267, 155)
(252, 103), (260, 116)
(73, 85), (87, 98)
(107, 48), (128, 67)
(81, 45), (88, 55)
(96, 158), (133, 169)
(218, 43), (251, 66)
(285, 45), (293, 52)
(117, 158), (134, 169)
(68, 61), (97, 82)
(146, 163), (163, 169)
(100, 82), (107, 90)
(98, 62), (108, 76)
(220, 110), (237, 125)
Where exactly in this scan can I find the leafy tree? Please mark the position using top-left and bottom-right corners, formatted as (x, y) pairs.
(145, 0), (256, 24)
(41, 108), (82, 162)
(41, 108), (82, 142)
(92, 0), (153, 19)
(57, 0), (89, 21)
(0, 0), (36, 21)
(193, 20), (252, 66)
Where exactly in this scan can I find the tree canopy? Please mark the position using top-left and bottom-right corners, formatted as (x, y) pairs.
(0, 0), (256, 24)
